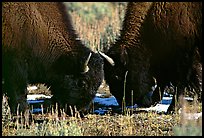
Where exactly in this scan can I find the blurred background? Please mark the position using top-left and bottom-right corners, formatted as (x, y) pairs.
(64, 2), (127, 52)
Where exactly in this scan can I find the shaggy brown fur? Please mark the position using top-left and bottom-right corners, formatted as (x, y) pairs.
(2, 2), (104, 116)
(103, 2), (202, 109)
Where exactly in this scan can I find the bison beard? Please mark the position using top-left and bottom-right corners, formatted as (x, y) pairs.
(102, 2), (202, 111)
(2, 2), (104, 116)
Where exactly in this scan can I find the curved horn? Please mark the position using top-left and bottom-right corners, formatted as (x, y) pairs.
(98, 51), (115, 66)
(82, 52), (92, 73)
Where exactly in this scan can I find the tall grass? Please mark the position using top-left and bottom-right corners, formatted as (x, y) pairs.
(173, 95), (202, 136)
(2, 95), (201, 136)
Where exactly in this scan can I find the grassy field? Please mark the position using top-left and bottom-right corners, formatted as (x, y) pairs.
(2, 2), (202, 136)
(2, 85), (202, 136)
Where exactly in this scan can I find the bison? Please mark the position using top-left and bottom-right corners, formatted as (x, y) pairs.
(2, 2), (104, 116)
(101, 2), (202, 111)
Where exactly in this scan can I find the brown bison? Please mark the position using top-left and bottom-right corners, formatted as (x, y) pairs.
(101, 2), (202, 110)
(2, 2), (104, 116)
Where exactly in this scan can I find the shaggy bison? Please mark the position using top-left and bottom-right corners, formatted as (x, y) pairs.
(2, 2), (104, 116)
(101, 2), (202, 110)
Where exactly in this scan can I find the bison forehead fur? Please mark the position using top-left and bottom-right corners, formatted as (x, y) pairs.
(103, 2), (202, 108)
(2, 2), (104, 115)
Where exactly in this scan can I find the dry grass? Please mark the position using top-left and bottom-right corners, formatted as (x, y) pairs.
(2, 84), (202, 136)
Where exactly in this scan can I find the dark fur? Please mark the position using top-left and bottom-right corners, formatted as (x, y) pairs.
(103, 2), (202, 108)
(2, 2), (104, 115)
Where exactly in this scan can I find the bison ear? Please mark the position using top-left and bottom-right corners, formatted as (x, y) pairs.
(120, 46), (129, 66)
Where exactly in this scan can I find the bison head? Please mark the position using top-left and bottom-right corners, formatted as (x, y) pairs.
(101, 42), (158, 108)
(48, 51), (104, 115)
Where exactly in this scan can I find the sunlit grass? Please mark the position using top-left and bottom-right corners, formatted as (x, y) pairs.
(2, 87), (202, 136)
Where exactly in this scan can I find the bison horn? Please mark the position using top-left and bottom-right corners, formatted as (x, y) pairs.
(82, 52), (92, 73)
(98, 51), (115, 66)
